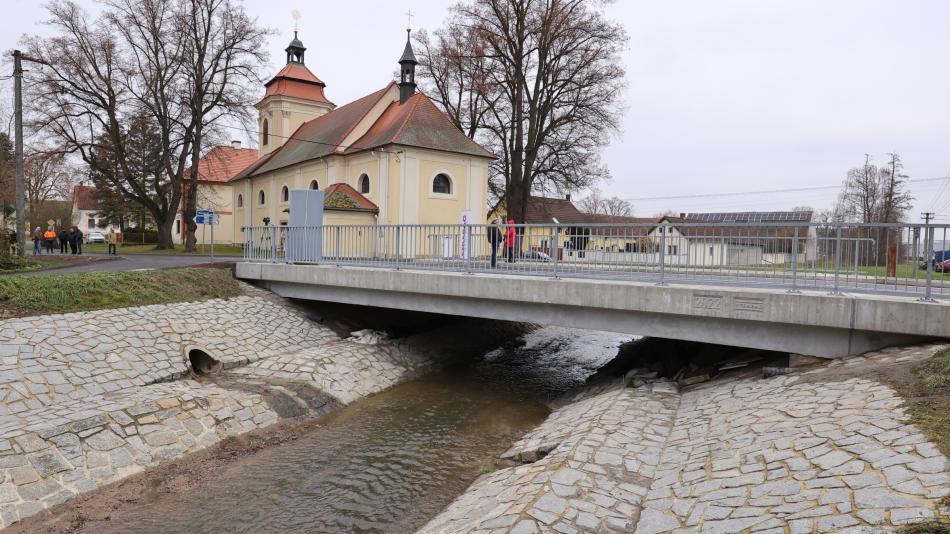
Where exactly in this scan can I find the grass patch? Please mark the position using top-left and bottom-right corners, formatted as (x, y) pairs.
(0, 267), (241, 318)
(84, 243), (245, 257)
(0, 255), (71, 273)
(892, 349), (950, 458)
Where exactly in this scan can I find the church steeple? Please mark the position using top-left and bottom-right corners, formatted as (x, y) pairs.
(286, 31), (306, 65)
(398, 29), (417, 104)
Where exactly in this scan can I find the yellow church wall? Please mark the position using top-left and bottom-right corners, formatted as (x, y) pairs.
(195, 183), (237, 244)
(417, 157), (470, 225)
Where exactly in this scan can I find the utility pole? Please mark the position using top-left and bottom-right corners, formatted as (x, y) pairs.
(11, 50), (48, 258)
(12, 51), (25, 258)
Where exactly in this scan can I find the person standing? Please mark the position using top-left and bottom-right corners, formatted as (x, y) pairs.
(32, 227), (42, 255)
(67, 227), (77, 254)
(75, 227), (84, 255)
(106, 228), (117, 255)
(43, 226), (56, 254)
(504, 218), (517, 263)
(58, 228), (69, 254)
(488, 217), (502, 268)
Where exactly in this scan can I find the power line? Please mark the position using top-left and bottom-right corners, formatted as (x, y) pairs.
(618, 176), (950, 204)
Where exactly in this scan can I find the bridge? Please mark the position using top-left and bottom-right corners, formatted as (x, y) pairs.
(236, 222), (950, 358)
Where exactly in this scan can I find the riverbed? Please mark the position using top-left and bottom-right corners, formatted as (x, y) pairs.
(13, 326), (632, 534)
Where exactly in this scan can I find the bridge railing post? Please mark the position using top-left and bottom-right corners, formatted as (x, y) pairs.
(270, 226), (277, 263)
(335, 227), (342, 267)
(658, 222), (667, 285)
(551, 225), (558, 279)
(394, 226), (401, 271)
(789, 226), (800, 293)
(831, 225), (843, 295)
(921, 223), (935, 302)
(466, 224), (473, 274)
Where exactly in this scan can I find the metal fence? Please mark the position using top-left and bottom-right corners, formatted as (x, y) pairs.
(242, 222), (950, 300)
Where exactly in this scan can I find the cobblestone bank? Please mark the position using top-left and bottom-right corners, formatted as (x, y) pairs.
(421, 344), (950, 534)
(0, 286), (442, 528)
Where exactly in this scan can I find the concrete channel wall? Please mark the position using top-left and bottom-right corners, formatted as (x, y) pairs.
(0, 286), (441, 528)
(237, 263), (950, 358)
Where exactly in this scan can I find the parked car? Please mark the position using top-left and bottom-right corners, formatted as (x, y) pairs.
(938, 259), (950, 273)
(86, 231), (106, 244)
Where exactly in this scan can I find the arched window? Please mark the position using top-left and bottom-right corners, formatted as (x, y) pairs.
(262, 119), (269, 145)
(281, 185), (289, 203)
(258, 190), (265, 206)
(309, 180), (319, 190)
(358, 174), (370, 194)
(432, 173), (452, 195)
(237, 194), (243, 208)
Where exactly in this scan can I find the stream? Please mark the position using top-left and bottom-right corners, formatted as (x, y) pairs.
(81, 327), (632, 534)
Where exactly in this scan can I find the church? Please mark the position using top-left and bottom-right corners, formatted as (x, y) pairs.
(228, 30), (494, 243)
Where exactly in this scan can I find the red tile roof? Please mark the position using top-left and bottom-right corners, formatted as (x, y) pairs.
(521, 196), (588, 224)
(323, 183), (378, 213)
(190, 146), (259, 183)
(236, 84), (395, 180)
(236, 85), (493, 180)
(262, 63), (333, 105)
(348, 93), (493, 158)
(72, 185), (98, 211)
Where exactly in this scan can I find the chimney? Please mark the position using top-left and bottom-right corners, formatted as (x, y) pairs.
(565, 193), (572, 201)
(231, 140), (242, 149)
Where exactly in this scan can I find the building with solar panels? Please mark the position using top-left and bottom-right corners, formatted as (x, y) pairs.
(642, 211), (817, 267)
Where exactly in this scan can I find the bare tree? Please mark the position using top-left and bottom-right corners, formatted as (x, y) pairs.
(836, 153), (913, 224)
(879, 152), (913, 224)
(174, 0), (269, 252)
(24, 0), (187, 248)
(23, 149), (75, 206)
(24, 0), (268, 250)
(578, 187), (632, 216)
(577, 187), (604, 214)
(417, 0), (628, 220)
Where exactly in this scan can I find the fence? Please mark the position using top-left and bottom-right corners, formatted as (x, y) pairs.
(242, 222), (950, 300)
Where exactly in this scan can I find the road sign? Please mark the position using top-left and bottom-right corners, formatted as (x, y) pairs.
(195, 209), (218, 225)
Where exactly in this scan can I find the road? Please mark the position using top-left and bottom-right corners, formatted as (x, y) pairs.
(17, 253), (232, 276)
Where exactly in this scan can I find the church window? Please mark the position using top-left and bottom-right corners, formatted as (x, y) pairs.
(309, 180), (319, 190)
(262, 119), (269, 146)
(432, 173), (452, 195)
(358, 174), (370, 194)
(281, 185), (289, 203)
(237, 194), (243, 208)
(258, 190), (266, 206)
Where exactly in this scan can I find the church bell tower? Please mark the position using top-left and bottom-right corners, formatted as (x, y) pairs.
(398, 30), (417, 104)
(257, 32), (335, 155)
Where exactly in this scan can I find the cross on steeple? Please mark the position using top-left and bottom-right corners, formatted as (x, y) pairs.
(405, 8), (414, 32)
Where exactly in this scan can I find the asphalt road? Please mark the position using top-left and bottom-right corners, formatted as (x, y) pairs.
(18, 253), (232, 276)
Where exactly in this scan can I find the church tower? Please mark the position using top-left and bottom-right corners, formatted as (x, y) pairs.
(256, 32), (335, 155)
(398, 30), (418, 104)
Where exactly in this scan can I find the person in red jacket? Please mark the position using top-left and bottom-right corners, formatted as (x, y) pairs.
(504, 218), (517, 263)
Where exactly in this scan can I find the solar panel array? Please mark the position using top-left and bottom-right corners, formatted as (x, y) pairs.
(684, 211), (812, 223)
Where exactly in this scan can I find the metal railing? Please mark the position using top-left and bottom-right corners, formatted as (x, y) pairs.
(242, 222), (950, 300)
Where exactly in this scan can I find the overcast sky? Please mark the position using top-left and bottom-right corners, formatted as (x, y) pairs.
(2, 0), (949, 220)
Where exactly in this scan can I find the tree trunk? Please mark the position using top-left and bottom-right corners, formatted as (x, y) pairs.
(183, 132), (201, 252)
(156, 216), (175, 250)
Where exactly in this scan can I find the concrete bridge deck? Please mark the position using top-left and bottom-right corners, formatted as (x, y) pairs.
(236, 262), (950, 358)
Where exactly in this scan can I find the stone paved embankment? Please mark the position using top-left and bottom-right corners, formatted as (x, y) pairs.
(0, 285), (439, 528)
(421, 344), (950, 534)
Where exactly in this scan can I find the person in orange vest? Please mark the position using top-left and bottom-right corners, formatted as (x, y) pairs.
(42, 226), (57, 254)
